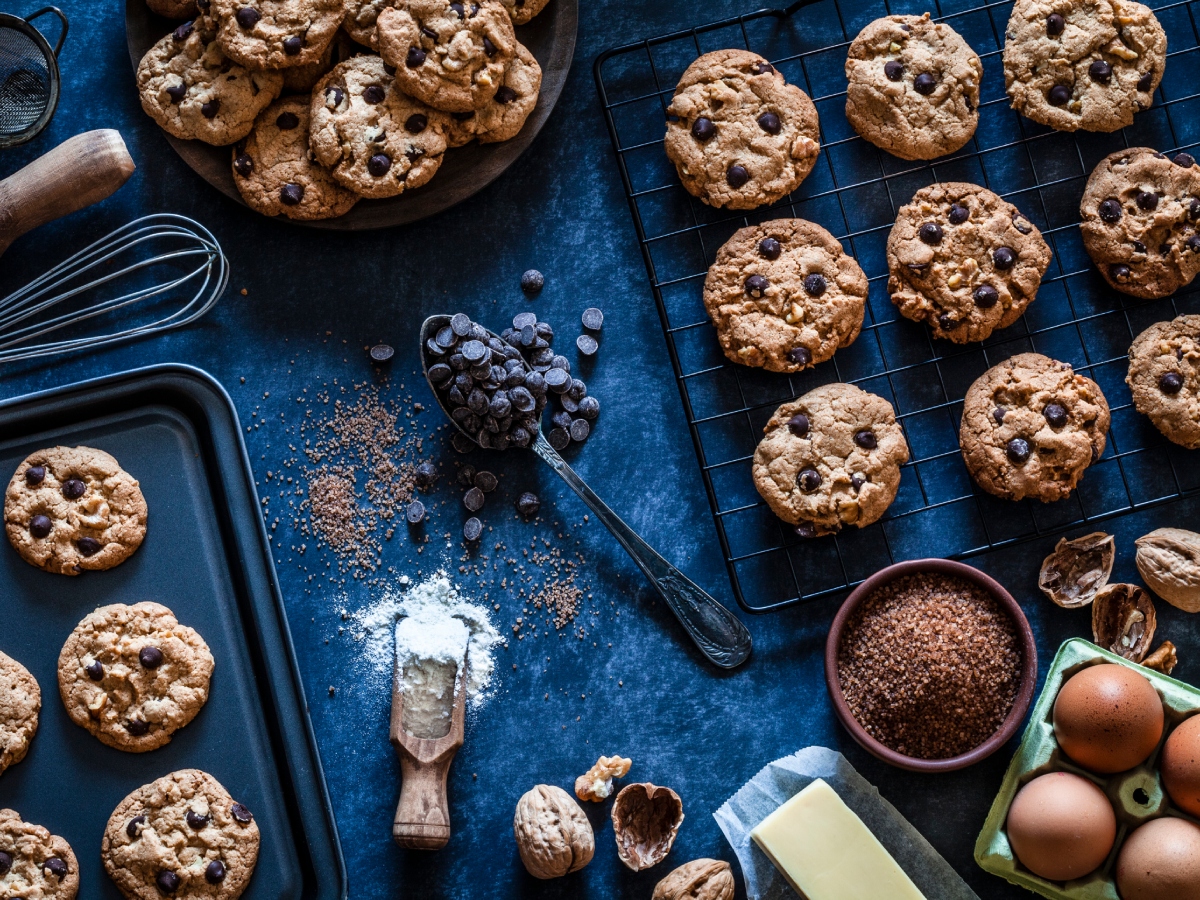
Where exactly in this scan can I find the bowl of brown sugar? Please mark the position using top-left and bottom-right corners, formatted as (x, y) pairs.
(825, 559), (1038, 773)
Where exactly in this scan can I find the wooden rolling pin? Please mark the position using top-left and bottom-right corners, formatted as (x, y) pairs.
(390, 651), (468, 850)
(0, 129), (135, 258)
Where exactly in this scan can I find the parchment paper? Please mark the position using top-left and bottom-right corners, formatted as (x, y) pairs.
(713, 746), (980, 900)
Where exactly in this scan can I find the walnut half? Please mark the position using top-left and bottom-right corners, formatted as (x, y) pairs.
(612, 782), (684, 871)
(575, 755), (632, 802)
(652, 859), (735, 900)
(1092, 583), (1157, 662)
(1039, 532), (1115, 608)
(1142, 641), (1178, 675)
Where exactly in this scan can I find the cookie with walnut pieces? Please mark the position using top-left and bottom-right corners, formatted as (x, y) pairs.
(1127, 315), (1200, 449)
(211, 0), (345, 69)
(0, 809), (79, 900)
(0, 651), (40, 777)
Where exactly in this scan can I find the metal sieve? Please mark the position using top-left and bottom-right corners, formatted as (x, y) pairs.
(0, 7), (67, 149)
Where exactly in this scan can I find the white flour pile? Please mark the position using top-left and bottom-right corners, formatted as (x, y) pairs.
(344, 572), (502, 725)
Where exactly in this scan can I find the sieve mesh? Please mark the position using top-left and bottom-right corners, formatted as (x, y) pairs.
(0, 25), (51, 137)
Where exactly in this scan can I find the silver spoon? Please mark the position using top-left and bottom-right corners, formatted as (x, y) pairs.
(420, 315), (752, 670)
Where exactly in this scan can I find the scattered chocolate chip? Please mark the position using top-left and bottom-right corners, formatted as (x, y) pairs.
(973, 284), (999, 308)
(993, 407), (1007, 424)
(44, 857), (68, 879)
(126, 816), (146, 839)
(206, 861), (227, 885)
(368, 343), (395, 364)
(757, 112), (781, 134)
(1136, 191), (1159, 211)
(803, 274), (826, 297)
(77, 536), (102, 556)
(745, 274), (769, 298)
(157, 870), (180, 894)
(406, 500), (425, 525)
(919, 223), (943, 245)
(1160, 371), (1184, 394)
(913, 72), (936, 95)
(1098, 198), (1122, 222)
(474, 471), (498, 493)
(1175, 153), (1197, 169)
(578, 396), (600, 419)
(798, 468), (822, 493)
(173, 21), (194, 41)
(853, 430), (877, 450)
(787, 414), (809, 437)
(405, 113), (428, 133)
(367, 154), (391, 177)
(884, 60), (903, 81)
(495, 86), (517, 104)
(521, 269), (544, 293)
(463, 517), (483, 542)
(456, 465), (477, 488)
(406, 46), (426, 67)
(727, 165), (749, 188)
(1089, 60), (1112, 84)
(787, 346), (812, 367)
(1044, 403), (1068, 427)
(63, 478), (85, 500)
(691, 117), (715, 141)
(140, 646), (164, 669)
(283, 35), (302, 55)
(949, 204), (969, 225)
(794, 521), (817, 539)
(1006, 437), (1031, 464)
(576, 334), (598, 356)
(1046, 12), (1064, 35)
(166, 82), (186, 103)
(186, 811), (209, 830)
(280, 183), (304, 205)
(548, 427), (570, 450)
(516, 492), (540, 517)
(451, 433), (476, 454)
(231, 803), (254, 824)
(29, 514), (52, 539)
(1137, 71), (1154, 92)
(993, 246), (1016, 270)
(463, 487), (485, 512)
(235, 6), (260, 28)
(581, 307), (603, 330)
(568, 418), (589, 442)
(1048, 84), (1071, 106)
(126, 719), (149, 736)
(1110, 263), (1132, 283)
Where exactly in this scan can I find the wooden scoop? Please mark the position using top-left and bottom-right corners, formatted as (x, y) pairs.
(390, 647), (468, 850)
(0, 129), (135, 258)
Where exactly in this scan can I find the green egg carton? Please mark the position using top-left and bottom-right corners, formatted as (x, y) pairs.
(975, 638), (1200, 900)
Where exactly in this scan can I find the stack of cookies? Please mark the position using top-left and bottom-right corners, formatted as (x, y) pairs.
(136, 0), (548, 220)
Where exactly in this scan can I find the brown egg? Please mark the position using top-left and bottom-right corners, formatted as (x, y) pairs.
(1053, 664), (1164, 774)
(1006, 771), (1116, 882)
(1164, 716), (1200, 817)
(1116, 817), (1200, 900)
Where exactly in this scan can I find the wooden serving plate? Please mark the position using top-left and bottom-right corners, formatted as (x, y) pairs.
(124, 0), (577, 230)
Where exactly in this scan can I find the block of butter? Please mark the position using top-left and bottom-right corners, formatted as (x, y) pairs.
(749, 778), (927, 900)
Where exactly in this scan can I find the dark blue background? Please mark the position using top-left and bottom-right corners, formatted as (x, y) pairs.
(3, 1), (1200, 898)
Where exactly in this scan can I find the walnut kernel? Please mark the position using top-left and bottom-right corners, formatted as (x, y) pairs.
(1092, 583), (1156, 662)
(513, 785), (594, 879)
(1142, 641), (1178, 675)
(575, 755), (632, 802)
(652, 859), (735, 900)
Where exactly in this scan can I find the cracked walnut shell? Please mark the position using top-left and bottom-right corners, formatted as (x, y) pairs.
(576, 755), (632, 802)
(1136, 527), (1200, 613)
(1092, 583), (1157, 662)
(652, 859), (735, 900)
(513, 785), (594, 879)
(612, 782), (684, 871)
(1039, 532), (1115, 608)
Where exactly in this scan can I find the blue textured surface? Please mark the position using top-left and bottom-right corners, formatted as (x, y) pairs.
(2, 1), (1200, 898)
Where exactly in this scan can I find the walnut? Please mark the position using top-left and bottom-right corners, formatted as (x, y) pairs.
(1092, 583), (1156, 662)
(513, 785), (594, 879)
(1038, 532), (1115, 608)
(652, 859), (735, 900)
(1136, 528), (1200, 612)
(611, 782), (684, 871)
(575, 755), (632, 802)
(1143, 642), (1178, 675)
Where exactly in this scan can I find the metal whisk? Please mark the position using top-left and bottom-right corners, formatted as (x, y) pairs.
(0, 214), (228, 364)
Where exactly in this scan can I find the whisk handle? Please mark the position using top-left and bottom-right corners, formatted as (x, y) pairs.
(0, 129), (135, 258)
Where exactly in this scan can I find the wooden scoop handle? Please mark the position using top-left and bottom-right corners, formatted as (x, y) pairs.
(394, 753), (455, 850)
(0, 129), (135, 257)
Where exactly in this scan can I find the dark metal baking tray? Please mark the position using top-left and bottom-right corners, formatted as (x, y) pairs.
(0, 363), (346, 899)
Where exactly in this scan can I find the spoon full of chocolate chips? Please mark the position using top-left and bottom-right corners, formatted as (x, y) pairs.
(420, 314), (752, 670)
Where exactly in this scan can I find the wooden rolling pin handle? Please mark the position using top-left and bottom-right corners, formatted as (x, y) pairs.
(0, 129), (135, 257)
(393, 754), (454, 850)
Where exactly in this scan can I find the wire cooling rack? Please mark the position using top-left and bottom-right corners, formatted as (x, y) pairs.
(595, 0), (1200, 613)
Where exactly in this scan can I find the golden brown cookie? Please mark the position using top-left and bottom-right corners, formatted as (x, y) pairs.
(0, 651), (39, 777)
(1127, 315), (1200, 449)
(211, 0), (346, 69)
(0, 809), (78, 900)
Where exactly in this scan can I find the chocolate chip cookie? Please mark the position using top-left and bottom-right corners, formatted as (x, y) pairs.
(233, 97), (359, 219)
(103, 769), (260, 900)
(212, 0), (345, 68)
(960, 353), (1110, 502)
(496, 0), (547, 25)
(137, 22), (284, 146)
(0, 651), (39, 777)
(57, 602), (214, 753)
(1080, 147), (1200, 298)
(664, 49), (821, 210)
(146, 0), (199, 19)
(887, 182), (1052, 343)
(342, 0), (389, 47)
(1003, 0), (1166, 133)
(704, 219), (867, 373)
(0, 809), (78, 900)
(376, 0), (517, 113)
(445, 40), (541, 146)
(753, 383), (909, 537)
(310, 55), (448, 198)
(1127, 315), (1200, 448)
(845, 13), (982, 161)
(5, 446), (148, 576)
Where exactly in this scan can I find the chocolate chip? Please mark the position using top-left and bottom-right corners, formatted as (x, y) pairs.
(470, 471), (496, 494)
(993, 246), (1016, 270)
(938, 313), (956, 331)
(464, 487), (485, 512)
(548, 427), (570, 450)
(230, 153), (256, 180)
(166, 82), (186, 103)
(516, 492), (540, 517)
(1089, 60), (1112, 84)
(727, 165), (749, 188)
(578, 396), (600, 420)
(974, 284), (999, 308)
(61, 477), (85, 499)
(884, 60), (903, 81)
(1048, 84), (1071, 106)
(126, 816), (146, 839)
(405, 501), (425, 525)
(551, 410), (572, 430)
(758, 237), (781, 260)
(186, 810), (209, 830)
(521, 269), (544, 293)
(495, 86), (517, 104)
(510, 387), (535, 412)
(199, 97), (220, 119)
(406, 46), (426, 67)
(853, 430), (877, 450)
(1187, 236), (1200, 253)
(283, 35), (302, 55)
(235, 6), (260, 28)
(794, 522), (817, 539)
(797, 468), (821, 492)
(231, 803), (254, 824)
(919, 223), (943, 245)
(77, 536), (102, 556)
(436, 324), (457, 348)
(126, 719), (149, 736)
(851, 474), (867, 491)
(367, 154), (391, 177)
(751, 60), (774, 74)
(405, 113), (428, 133)
(745, 274), (769, 298)
(140, 646), (164, 668)
(1160, 371), (1184, 394)
(206, 861), (227, 885)
(1137, 71), (1154, 92)
(544, 367), (570, 392)
(1006, 437), (1031, 464)
(757, 112), (781, 134)
(280, 183), (304, 205)
(157, 870), (180, 893)
(1191, 199), (1200, 221)
(483, 36), (497, 56)
(326, 86), (345, 106)
(1099, 198), (1121, 222)
(913, 73), (936, 95)
(581, 307), (603, 331)
(29, 514), (52, 538)
(1137, 191), (1159, 211)
(949, 204), (969, 225)
(274, 111), (300, 131)
(1110, 263), (1132, 283)
(463, 517), (483, 542)
(0, 851), (11, 876)
(421, 25), (438, 40)
(456, 465), (477, 488)
(803, 274), (826, 297)
(576, 334), (598, 356)
(1132, 240), (1146, 254)
(786, 414), (810, 437)
(569, 419), (590, 442)
(450, 1), (465, 16)
(993, 407), (1007, 424)
(1044, 403), (1068, 427)
(1175, 153), (1197, 169)
(173, 21), (194, 41)
(691, 117), (715, 141)
(83, 659), (104, 682)
(1012, 214), (1033, 234)
(787, 346), (812, 367)
(1046, 12), (1064, 35)
(451, 433), (475, 453)
(44, 857), (68, 879)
